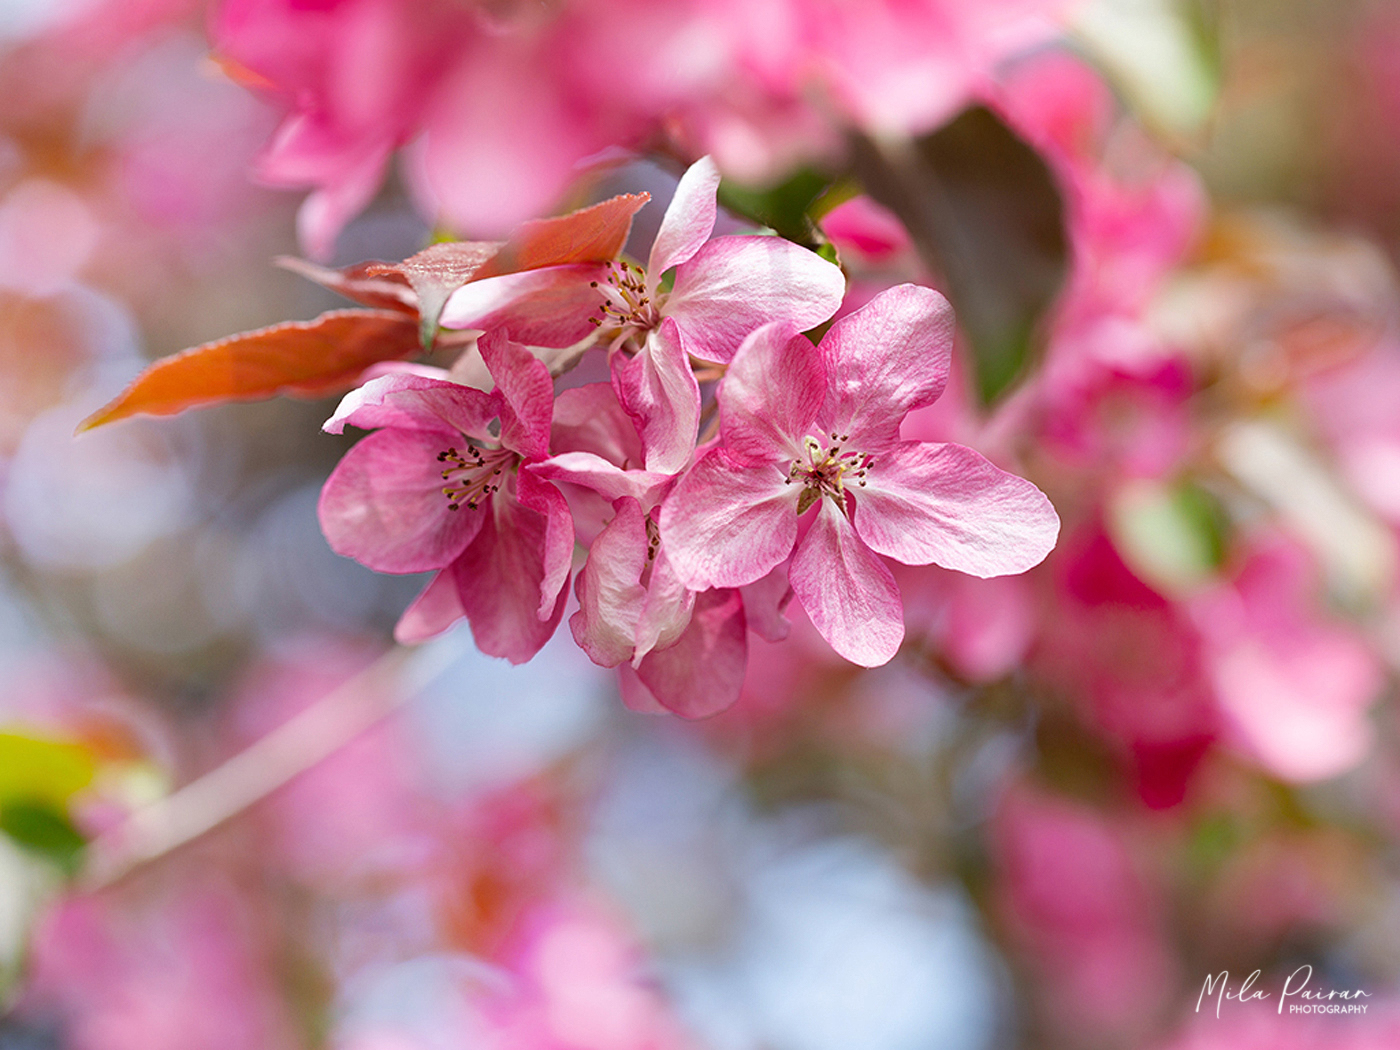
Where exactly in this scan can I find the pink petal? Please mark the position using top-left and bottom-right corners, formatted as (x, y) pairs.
(394, 570), (465, 645)
(256, 112), (392, 262)
(529, 453), (672, 506)
(516, 467), (575, 620)
(479, 330), (554, 460)
(647, 155), (721, 277)
(438, 263), (608, 348)
(634, 588), (747, 719)
(570, 499), (649, 668)
(616, 665), (669, 714)
(855, 441), (1059, 576)
(451, 491), (566, 664)
(296, 149), (390, 263)
(1209, 635), (1376, 782)
(739, 564), (794, 643)
(719, 321), (824, 465)
(633, 548), (696, 662)
(790, 501), (904, 666)
(666, 235), (846, 363)
(551, 382), (645, 465)
(817, 283), (955, 444)
(660, 447), (798, 590)
(611, 318), (701, 475)
(324, 372), (497, 437)
(318, 427), (484, 573)
(415, 41), (614, 238)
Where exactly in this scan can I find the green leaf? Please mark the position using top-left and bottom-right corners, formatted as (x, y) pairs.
(0, 732), (96, 808)
(0, 800), (86, 876)
(1072, 0), (1222, 140)
(1108, 478), (1228, 595)
(851, 106), (1068, 405)
(718, 168), (833, 248)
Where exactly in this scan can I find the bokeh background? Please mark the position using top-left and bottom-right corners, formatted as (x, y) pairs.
(3, 0), (1400, 1048)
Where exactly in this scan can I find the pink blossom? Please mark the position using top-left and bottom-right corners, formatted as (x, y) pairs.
(1190, 534), (1384, 782)
(318, 333), (571, 662)
(993, 785), (1176, 1042)
(1035, 524), (1217, 808)
(22, 885), (296, 1050)
(443, 156), (845, 474)
(214, 0), (642, 257)
(529, 398), (690, 672)
(802, 0), (1074, 139)
(661, 284), (1059, 666)
(529, 383), (752, 718)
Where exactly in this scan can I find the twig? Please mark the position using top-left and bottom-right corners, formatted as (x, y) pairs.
(81, 644), (427, 890)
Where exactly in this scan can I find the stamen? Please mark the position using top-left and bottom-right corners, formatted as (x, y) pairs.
(788, 431), (874, 512)
(593, 259), (663, 345)
(438, 444), (516, 511)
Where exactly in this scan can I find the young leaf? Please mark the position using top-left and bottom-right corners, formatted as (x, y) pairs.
(283, 192), (651, 349)
(852, 107), (1068, 404)
(478, 191), (651, 278)
(718, 168), (832, 248)
(274, 256), (420, 314)
(78, 310), (421, 431)
(82, 192), (651, 432)
(0, 800), (86, 875)
(393, 192), (651, 348)
(0, 732), (96, 808)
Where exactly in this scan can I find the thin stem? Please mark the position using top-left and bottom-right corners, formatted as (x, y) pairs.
(82, 644), (423, 890)
(697, 399), (721, 445)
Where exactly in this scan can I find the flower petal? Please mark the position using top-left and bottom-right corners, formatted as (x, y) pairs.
(739, 563), (794, 643)
(635, 588), (747, 719)
(569, 498), (649, 668)
(529, 452), (672, 506)
(480, 330), (554, 460)
(855, 441), (1060, 576)
(516, 467), (575, 620)
(318, 427), (485, 573)
(451, 490), (567, 664)
(634, 547), (696, 662)
(324, 372), (497, 437)
(818, 283), (955, 444)
(616, 665), (669, 714)
(438, 263), (608, 348)
(648, 155), (721, 277)
(394, 570), (465, 645)
(720, 321), (824, 465)
(611, 317), (701, 475)
(666, 235), (846, 363)
(551, 382), (644, 465)
(660, 447), (798, 590)
(790, 501), (904, 666)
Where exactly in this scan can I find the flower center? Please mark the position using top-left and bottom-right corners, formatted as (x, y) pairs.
(787, 432), (873, 514)
(437, 443), (517, 511)
(590, 260), (662, 346)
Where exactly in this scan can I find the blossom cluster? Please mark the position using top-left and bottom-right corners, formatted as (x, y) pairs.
(314, 157), (1058, 715)
(214, 0), (1074, 258)
(16, 3), (1400, 1049)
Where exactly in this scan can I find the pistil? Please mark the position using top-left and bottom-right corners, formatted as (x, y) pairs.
(786, 431), (874, 513)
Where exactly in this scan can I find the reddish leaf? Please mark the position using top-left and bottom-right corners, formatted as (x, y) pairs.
(362, 241), (503, 348)
(78, 310), (420, 431)
(310, 192), (651, 349)
(275, 256), (418, 315)
(475, 192), (652, 279)
(84, 192), (653, 431)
